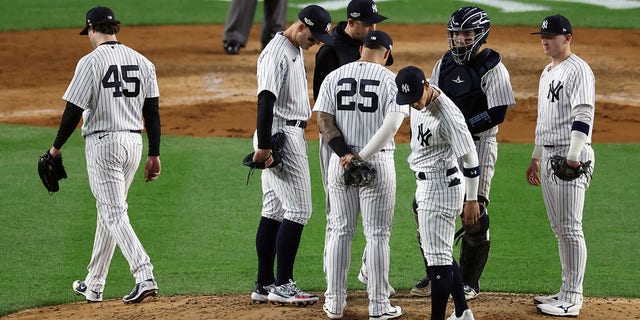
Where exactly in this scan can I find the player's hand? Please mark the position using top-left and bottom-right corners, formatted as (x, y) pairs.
(145, 156), (161, 182)
(462, 200), (480, 225)
(253, 149), (272, 163)
(339, 153), (358, 170)
(526, 158), (541, 186)
(566, 159), (580, 168)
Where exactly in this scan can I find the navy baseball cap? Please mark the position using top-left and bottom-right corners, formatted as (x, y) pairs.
(348, 0), (387, 25)
(531, 14), (572, 35)
(298, 5), (333, 45)
(395, 66), (426, 105)
(363, 30), (394, 66)
(80, 6), (119, 35)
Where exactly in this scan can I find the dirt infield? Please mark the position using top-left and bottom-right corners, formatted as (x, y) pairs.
(1, 24), (639, 319)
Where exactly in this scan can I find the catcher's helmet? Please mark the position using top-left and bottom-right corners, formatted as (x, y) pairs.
(447, 6), (490, 65)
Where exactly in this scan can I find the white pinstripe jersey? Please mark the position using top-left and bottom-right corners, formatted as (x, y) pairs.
(430, 59), (515, 137)
(313, 61), (409, 150)
(63, 42), (159, 137)
(408, 88), (476, 172)
(257, 32), (311, 122)
(535, 54), (595, 146)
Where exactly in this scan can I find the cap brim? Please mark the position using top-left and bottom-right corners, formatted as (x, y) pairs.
(530, 31), (565, 35)
(359, 14), (388, 25)
(385, 52), (394, 66)
(396, 91), (421, 105)
(80, 26), (89, 35)
(312, 32), (334, 45)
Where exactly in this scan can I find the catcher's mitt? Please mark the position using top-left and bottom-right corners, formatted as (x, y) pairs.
(242, 132), (286, 184)
(343, 158), (377, 187)
(548, 155), (592, 182)
(38, 150), (68, 194)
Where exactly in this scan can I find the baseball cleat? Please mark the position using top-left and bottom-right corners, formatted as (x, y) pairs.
(463, 284), (479, 301)
(267, 279), (319, 306)
(447, 309), (476, 320)
(223, 40), (241, 55)
(122, 278), (158, 303)
(409, 276), (431, 297)
(534, 293), (560, 305)
(250, 282), (275, 303)
(369, 305), (403, 320)
(72, 280), (102, 302)
(323, 303), (344, 319)
(536, 299), (581, 317)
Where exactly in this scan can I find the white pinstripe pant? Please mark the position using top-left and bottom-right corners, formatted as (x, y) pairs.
(414, 168), (464, 267)
(541, 145), (594, 305)
(324, 151), (396, 316)
(84, 132), (154, 293)
(255, 126), (312, 224)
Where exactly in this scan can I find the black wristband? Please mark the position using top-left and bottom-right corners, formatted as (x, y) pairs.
(328, 136), (350, 157)
(463, 166), (480, 178)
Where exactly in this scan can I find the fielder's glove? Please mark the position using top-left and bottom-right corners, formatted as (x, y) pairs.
(548, 155), (592, 182)
(38, 150), (68, 194)
(242, 132), (286, 184)
(343, 158), (376, 187)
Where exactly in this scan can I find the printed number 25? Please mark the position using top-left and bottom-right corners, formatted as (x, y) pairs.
(102, 65), (140, 97)
(336, 78), (380, 112)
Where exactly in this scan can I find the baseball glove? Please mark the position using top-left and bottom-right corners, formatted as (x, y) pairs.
(242, 132), (286, 184)
(548, 155), (592, 182)
(343, 158), (377, 187)
(38, 150), (68, 194)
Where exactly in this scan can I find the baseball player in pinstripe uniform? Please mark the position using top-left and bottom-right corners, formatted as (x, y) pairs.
(249, 5), (332, 307)
(45, 6), (161, 304)
(314, 30), (406, 320)
(410, 6), (516, 300)
(396, 66), (478, 320)
(312, 0), (394, 296)
(527, 14), (595, 317)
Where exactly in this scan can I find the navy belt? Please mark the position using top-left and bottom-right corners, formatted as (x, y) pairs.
(89, 130), (142, 136)
(543, 143), (590, 148)
(416, 167), (458, 180)
(286, 120), (307, 129)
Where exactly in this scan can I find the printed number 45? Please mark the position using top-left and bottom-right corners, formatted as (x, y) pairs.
(102, 65), (140, 97)
(337, 78), (380, 112)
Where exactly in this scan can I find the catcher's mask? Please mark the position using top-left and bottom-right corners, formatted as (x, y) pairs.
(447, 6), (490, 65)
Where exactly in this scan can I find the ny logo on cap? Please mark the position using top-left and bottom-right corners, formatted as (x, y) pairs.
(372, 3), (378, 13)
(542, 20), (548, 30)
(401, 83), (411, 93)
(325, 23), (331, 32)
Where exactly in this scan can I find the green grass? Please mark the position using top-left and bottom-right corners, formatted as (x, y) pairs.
(1, 124), (639, 316)
(0, 0), (638, 31)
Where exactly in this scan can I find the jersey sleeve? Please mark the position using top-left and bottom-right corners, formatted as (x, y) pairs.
(144, 59), (160, 99)
(441, 102), (475, 158)
(482, 62), (515, 109)
(569, 61), (596, 109)
(257, 51), (285, 98)
(312, 72), (336, 115)
(428, 60), (442, 86)
(62, 55), (95, 109)
(385, 75), (410, 117)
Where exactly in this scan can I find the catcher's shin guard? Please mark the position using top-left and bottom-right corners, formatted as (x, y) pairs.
(458, 197), (490, 292)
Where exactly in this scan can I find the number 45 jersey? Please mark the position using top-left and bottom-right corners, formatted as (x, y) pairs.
(313, 61), (409, 150)
(63, 41), (159, 136)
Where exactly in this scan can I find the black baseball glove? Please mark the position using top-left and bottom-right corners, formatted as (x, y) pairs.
(548, 155), (592, 182)
(242, 132), (286, 184)
(343, 158), (376, 187)
(38, 150), (68, 194)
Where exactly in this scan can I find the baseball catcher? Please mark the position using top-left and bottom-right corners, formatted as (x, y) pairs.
(38, 150), (67, 194)
(242, 132), (285, 184)
(549, 155), (592, 182)
(343, 158), (377, 187)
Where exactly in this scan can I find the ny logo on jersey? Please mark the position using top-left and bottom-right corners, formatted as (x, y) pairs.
(417, 124), (432, 147)
(548, 80), (563, 102)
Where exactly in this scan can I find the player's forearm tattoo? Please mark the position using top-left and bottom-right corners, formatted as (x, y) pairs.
(317, 111), (342, 140)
